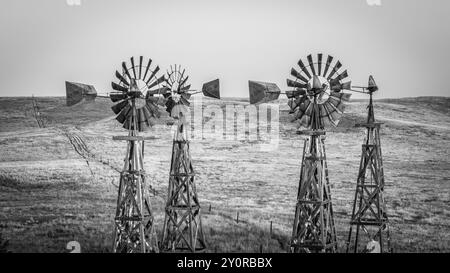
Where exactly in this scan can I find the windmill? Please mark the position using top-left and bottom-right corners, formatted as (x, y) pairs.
(110, 56), (167, 253)
(160, 64), (220, 252)
(286, 53), (352, 253)
(345, 76), (392, 253)
(249, 53), (352, 253)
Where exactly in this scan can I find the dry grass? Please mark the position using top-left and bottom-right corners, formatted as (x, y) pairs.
(0, 96), (449, 252)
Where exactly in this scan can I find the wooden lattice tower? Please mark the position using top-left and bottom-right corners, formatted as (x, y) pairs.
(290, 96), (337, 253)
(346, 76), (392, 253)
(161, 65), (207, 252)
(161, 117), (206, 252)
(112, 101), (159, 253)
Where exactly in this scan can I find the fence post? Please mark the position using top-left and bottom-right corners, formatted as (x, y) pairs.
(270, 221), (273, 237)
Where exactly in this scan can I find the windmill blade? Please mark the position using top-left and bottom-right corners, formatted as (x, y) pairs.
(142, 58), (152, 82)
(288, 99), (298, 112)
(324, 101), (343, 123)
(289, 95), (307, 113)
(180, 84), (191, 92)
(307, 54), (316, 76)
(327, 61), (342, 80)
(202, 79), (220, 99)
(165, 99), (176, 114)
(298, 102), (313, 127)
(142, 105), (153, 126)
(179, 75), (189, 88)
(146, 66), (160, 85)
(115, 104), (131, 124)
(293, 99), (310, 121)
(287, 79), (307, 89)
(110, 93), (128, 102)
(111, 82), (128, 93)
(115, 71), (130, 86)
(319, 104), (339, 127)
(122, 62), (133, 82)
(181, 92), (192, 100)
(130, 57), (137, 79)
(328, 97), (346, 113)
(291, 68), (309, 84)
(333, 70), (348, 82)
(319, 104), (331, 127)
(318, 53), (323, 76)
(180, 97), (191, 107)
(148, 75), (166, 89)
(122, 116), (131, 130)
(298, 99), (311, 114)
(323, 101), (337, 114)
(330, 91), (352, 102)
(331, 81), (352, 92)
(298, 59), (312, 79)
(146, 102), (161, 118)
(138, 56), (143, 79)
(146, 102), (158, 118)
(323, 55), (334, 78)
(111, 100), (129, 115)
(179, 69), (186, 85)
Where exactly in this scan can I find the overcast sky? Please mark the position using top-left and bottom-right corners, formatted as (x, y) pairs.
(0, 0), (449, 99)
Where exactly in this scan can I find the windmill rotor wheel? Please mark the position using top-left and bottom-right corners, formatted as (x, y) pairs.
(110, 56), (168, 132)
(163, 64), (192, 119)
(287, 53), (352, 129)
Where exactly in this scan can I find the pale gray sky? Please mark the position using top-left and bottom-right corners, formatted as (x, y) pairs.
(0, 0), (449, 98)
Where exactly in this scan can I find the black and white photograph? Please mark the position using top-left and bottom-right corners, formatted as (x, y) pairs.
(0, 0), (449, 259)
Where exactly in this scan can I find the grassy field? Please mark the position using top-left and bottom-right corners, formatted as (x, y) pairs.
(0, 96), (449, 253)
